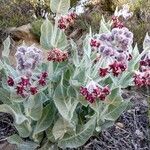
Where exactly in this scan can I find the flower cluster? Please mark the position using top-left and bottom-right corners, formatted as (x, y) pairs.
(134, 52), (150, 87)
(117, 4), (133, 20)
(58, 12), (77, 30)
(80, 81), (110, 103)
(140, 52), (150, 72)
(99, 61), (127, 77)
(47, 48), (68, 62)
(90, 39), (101, 49)
(91, 27), (133, 77)
(112, 16), (124, 29)
(15, 45), (42, 76)
(91, 27), (133, 54)
(112, 4), (133, 29)
(7, 72), (48, 97)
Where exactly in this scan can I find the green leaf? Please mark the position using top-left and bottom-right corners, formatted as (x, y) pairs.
(99, 16), (111, 34)
(0, 88), (11, 104)
(52, 117), (74, 140)
(24, 95), (43, 121)
(32, 132), (44, 143)
(104, 100), (131, 121)
(83, 35), (92, 58)
(108, 87), (120, 101)
(46, 127), (56, 143)
(3, 61), (18, 77)
(100, 120), (114, 130)
(38, 140), (54, 150)
(1, 104), (32, 138)
(70, 39), (79, 67)
(53, 76), (78, 122)
(14, 121), (32, 138)
(67, 85), (77, 98)
(50, 0), (70, 15)
(40, 19), (53, 49)
(54, 86), (78, 121)
(34, 103), (56, 134)
(119, 72), (134, 88)
(78, 95), (88, 107)
(10, 92), (25, 103)
(7, 134), (39, 150)
(72, 69), (86, 86)
(0, 104), (27, 124)
(128, 44), (140, 71)
(58, 116), (96, 148)
(143, 33), (150, 51)
(0, 104), (31, 138)
(2, 36), (11, 58)
(0, 60), (4, 70)
(51, 26), (68, 50)
(132, 44), (139, 58)
(114, 7), (119, 16)
(40, 19), (68, 50)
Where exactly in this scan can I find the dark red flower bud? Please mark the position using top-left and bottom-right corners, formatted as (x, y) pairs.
(93, 86), (102, 95)
(140, 60), (147, 66)
(112, 16), (124, 29)
(128, 54), (132, 61)
(90, 39), (100, 48)
(7, 76), (14, 86)
(38, 77), (46, 86)
(98, 93), (106, 101)
(58, 23), (67, 30)
(47, 48), (68, 62)
(133, 74), (145, 87)
(20, 77), (30, 86)
(112, 16), (118, 21)
(109, 61), (126, 76)
(30, 87), (38, 95)
(102, 86), (110, 95)
(119, 63), (127, 71)
(70, 12), (77, 19)
(99, 68), (109, 77)
(41, 72), (48, 78)
(85, 94), (95, 103)
(80, 82), (110, 103)
(80, 87), (88, 97)
(16, 85), (24, 95)
(66, 16), (73, 23)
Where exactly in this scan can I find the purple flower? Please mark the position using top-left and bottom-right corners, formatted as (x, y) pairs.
(103, 47), (114, 56)
(15, 45), (42, 75)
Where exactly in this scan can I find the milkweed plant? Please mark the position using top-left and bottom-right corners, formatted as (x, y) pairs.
(0, 1), (149, 149)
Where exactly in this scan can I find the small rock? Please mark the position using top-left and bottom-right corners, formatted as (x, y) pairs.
(115, 122), (124, 129)
(135, 129), (144, 139)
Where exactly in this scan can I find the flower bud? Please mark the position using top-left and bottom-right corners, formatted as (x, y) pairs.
(47, 48), (68, 62)
(7, 76), (14, 86)
(99, 68), (109, 77)
(30, 87), (38, 95)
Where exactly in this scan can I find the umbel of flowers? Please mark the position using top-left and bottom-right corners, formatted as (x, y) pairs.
(80, 81), (110, 103)
(112, 4), (133, 28)
(57, 12), (77, 30)
(47, 48), (68, 62)
(91, 27), (133, 77)
(7, 45), (48, 97)
(134, 51), (150, 87)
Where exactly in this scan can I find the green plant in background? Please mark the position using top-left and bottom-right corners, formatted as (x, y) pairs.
(0, 1), (149, 149)
(30, 19), (44, 39)
(0, 0), (34, 28)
